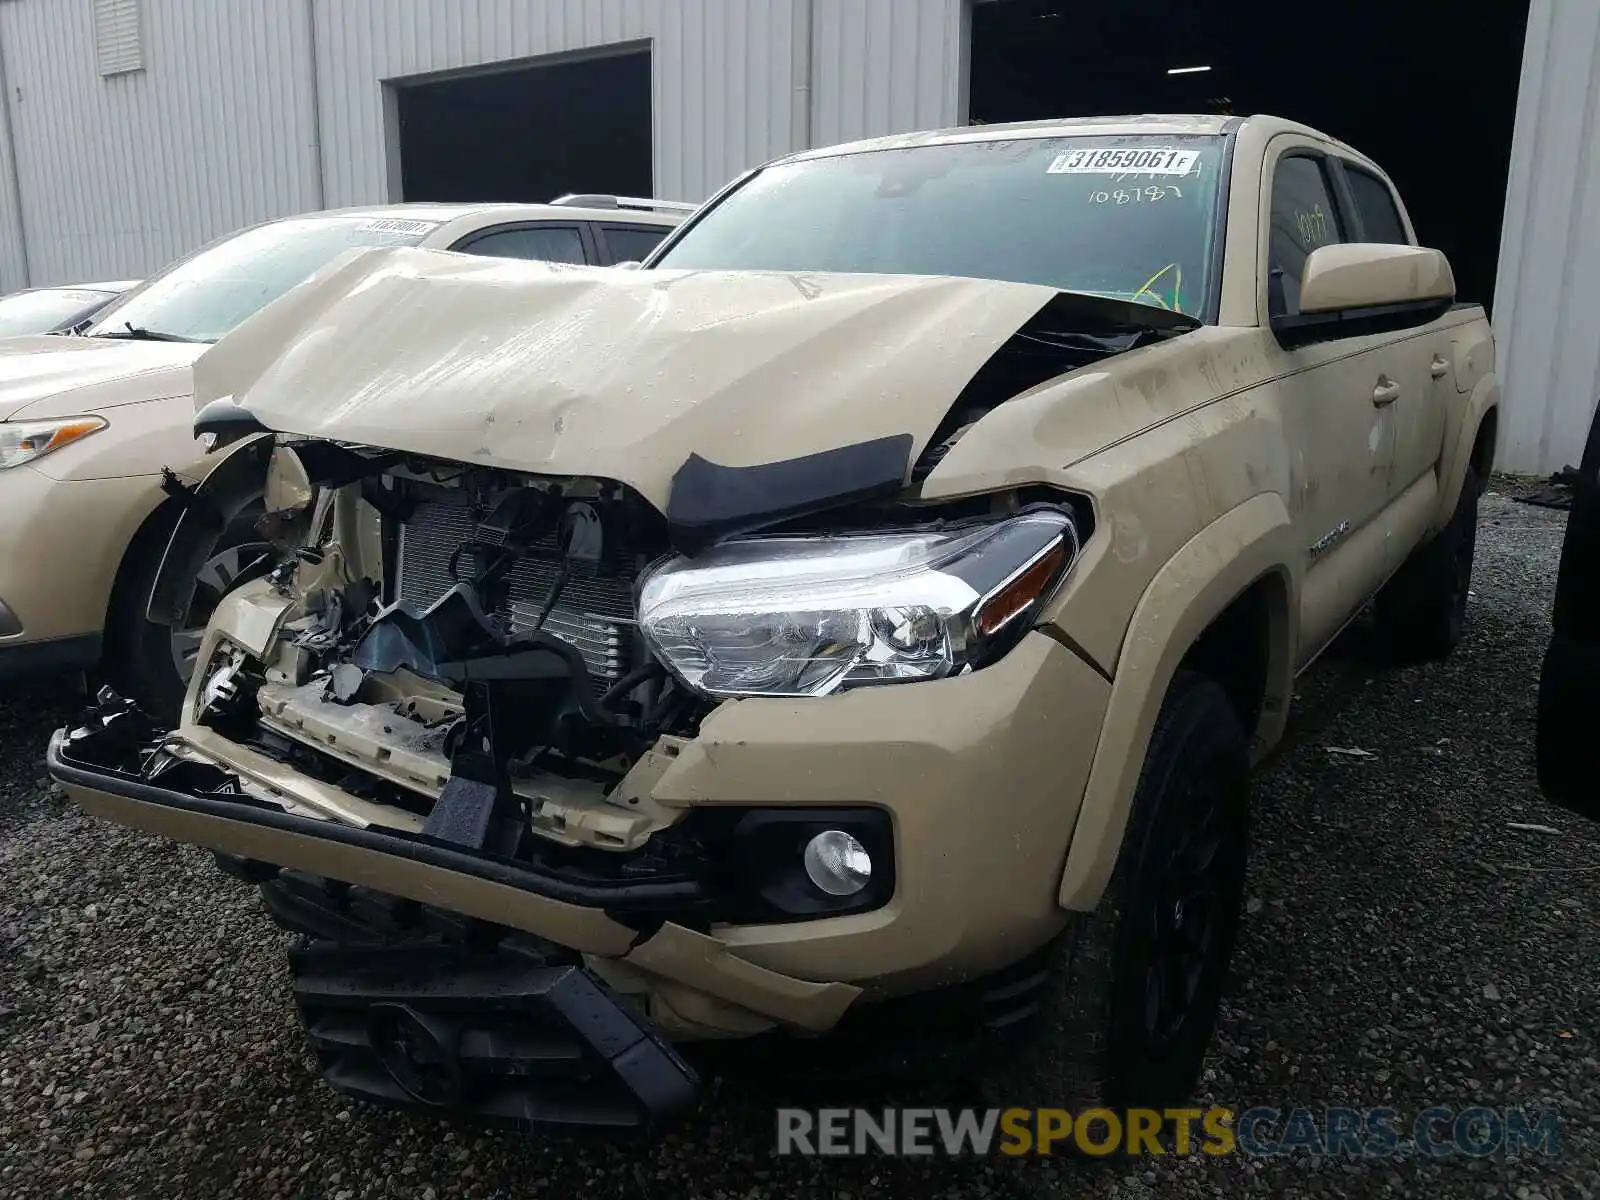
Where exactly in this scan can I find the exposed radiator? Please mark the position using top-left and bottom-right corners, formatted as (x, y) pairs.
(394, 494), (636, 690)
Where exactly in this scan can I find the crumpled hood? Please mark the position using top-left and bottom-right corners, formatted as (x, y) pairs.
(194, 248), (1062, 512)
(0, 335), (204, 420)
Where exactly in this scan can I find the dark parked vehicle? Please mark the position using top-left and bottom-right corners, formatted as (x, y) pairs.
(0, 280), (140, 337)
(1537, 398), (1600, 815)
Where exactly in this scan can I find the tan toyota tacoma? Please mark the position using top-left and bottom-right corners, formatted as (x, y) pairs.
(48, 115), (1500, 1132)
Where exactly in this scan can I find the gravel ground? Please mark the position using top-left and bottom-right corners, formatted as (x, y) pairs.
(1, 488), (1594, 1200)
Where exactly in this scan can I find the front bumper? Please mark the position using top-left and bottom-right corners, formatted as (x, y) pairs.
(0, 465), (168, 671)
(50, 627), (1110, 1040)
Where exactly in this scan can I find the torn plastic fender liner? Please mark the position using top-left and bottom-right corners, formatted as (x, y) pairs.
(145, 432), (274, 626)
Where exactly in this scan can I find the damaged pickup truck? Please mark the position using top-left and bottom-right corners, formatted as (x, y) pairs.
(48, 115), (1501, 1133)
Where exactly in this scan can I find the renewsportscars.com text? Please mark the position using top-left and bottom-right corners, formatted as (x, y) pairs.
(775, 1106), (1563, 1159)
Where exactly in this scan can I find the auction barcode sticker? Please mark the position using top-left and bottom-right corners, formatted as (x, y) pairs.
(354, 217), (442, 234)
(1047, 147), (1200, 176)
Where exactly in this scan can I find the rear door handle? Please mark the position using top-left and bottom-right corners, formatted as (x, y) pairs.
(1372, 377), (1402, 406)
(1430, 355), (1450, 379)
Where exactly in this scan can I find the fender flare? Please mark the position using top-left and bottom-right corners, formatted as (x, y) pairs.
(1056, 491), (1300, 911)
(145, 434), (273, 626)
(1434, 373), (1500, 531)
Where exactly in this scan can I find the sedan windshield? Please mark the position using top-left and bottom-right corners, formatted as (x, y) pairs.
(653, 134), (1226, 317)
(85, 215), (439, 343)
(0, 288), (115, 337)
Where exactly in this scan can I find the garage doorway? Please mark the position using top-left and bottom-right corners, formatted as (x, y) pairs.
(968, 0), (1530, 313)
(390, 45), (652, 205)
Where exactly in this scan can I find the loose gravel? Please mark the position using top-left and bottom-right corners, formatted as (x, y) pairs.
(1, 488), (1593, 1200)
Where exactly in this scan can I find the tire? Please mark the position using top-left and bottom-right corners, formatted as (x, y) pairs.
(105, 504), (271, 722)
(976, 670), (1250, 1114)
(1371, 465), (1480, 663)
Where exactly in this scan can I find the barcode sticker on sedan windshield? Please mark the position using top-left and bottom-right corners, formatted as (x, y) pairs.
(354, 217), (441, 234)
(1047, 148), (1200, 176)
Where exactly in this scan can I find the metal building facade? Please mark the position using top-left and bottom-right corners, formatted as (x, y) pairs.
(0, 0), (1592, 472)
(0, 0), (965, 288)
(1491, 0), (1600, 475)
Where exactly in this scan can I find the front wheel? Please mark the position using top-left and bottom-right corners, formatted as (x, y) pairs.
(106, 504), (271, 721)
(976, 671), (1251, 1114)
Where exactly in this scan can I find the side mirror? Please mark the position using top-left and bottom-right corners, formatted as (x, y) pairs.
(614, 260), (644, 271)
(1273, 243), (1455, 346)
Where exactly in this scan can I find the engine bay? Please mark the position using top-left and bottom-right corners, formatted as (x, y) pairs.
(186, 456), (713, 858)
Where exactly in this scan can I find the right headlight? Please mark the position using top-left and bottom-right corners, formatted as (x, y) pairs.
(637, 507), (1078, 698)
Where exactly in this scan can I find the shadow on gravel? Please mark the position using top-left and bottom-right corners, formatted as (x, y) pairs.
(0, 674), (85, 832)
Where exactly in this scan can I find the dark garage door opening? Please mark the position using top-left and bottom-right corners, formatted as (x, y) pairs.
(394, 48), (651, 205)
(969, 0), (1530, 313)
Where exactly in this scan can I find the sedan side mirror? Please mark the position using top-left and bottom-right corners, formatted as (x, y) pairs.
(1273, 243), (1455, 347)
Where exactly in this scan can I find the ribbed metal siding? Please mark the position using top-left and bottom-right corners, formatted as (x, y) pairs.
(0, 0), (970, 289)
(313, 0), (803, 210)
(1494, 0), (1600, 474)
(0, 0), (318, 285)
(811, 0), (966, 146)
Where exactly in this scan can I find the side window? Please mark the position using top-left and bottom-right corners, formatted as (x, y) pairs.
(454, 225), (587, 264)
(1343, 166), (1410, 245)
(599, 224), (670, 264)
(1268, 154), (1346, 317)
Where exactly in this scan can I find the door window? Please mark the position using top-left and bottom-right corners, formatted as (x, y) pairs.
(600, 224), (670, 264)
(454, 225), (587, 264)
(1343, 166), (1410, 245)
(1268, 155), (1346, 317)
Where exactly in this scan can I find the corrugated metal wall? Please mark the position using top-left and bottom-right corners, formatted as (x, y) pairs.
(0, 0), (321, 286)
(811, 0), (967, 148)
(1494, 0), (1600, 474)
(0, 0), (966, 290)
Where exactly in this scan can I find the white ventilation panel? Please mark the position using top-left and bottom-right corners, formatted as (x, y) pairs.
(93, 0), (143, 77)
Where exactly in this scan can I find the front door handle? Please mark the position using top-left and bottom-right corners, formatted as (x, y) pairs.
(1430, 355), (1450, 379)
(1372, 377), (1402, 406)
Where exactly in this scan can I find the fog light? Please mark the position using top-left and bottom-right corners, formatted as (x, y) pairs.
(803, 830), (872, 897)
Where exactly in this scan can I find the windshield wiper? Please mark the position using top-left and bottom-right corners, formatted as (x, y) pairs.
(92, 321), (202, 344)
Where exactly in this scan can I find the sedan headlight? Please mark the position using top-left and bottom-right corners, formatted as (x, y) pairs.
(0, 416), (107, 470)
(638, 508), (1078, 697)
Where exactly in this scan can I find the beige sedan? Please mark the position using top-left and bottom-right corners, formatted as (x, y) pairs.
(0, 198), (683, 714)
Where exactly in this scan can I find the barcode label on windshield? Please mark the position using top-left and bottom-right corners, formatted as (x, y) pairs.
(1047, 148), (1200, 176)
(354, 217), (441, 235)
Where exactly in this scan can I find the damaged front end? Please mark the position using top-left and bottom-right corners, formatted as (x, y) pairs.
(45, 261), (1172, 1133)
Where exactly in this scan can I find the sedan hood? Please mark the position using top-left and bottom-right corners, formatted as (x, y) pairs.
(0, 335), (204, 420)
(194, 248), (1064, 514)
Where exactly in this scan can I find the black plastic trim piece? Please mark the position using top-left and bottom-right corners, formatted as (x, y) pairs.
(288, 940), (700, 1132)
(1201, 123), (1241, 327)
(664, 433), (914, 553)
(192, 396), (269, 450)
(1270, 296), (1455, 349)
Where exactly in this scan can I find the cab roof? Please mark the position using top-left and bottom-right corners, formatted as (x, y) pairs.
(778, 113), (1353, 164)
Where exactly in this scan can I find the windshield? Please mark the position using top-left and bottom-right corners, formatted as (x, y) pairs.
(85, 215), (440, 343)
(0, 289), (113, 337)
(653, 134), (1226, 317)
